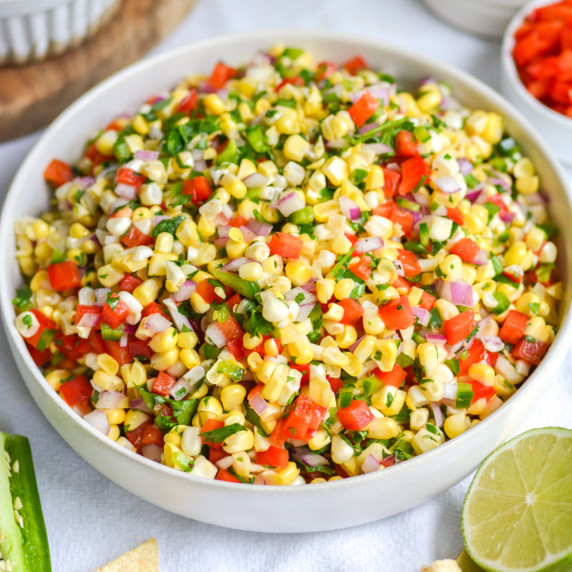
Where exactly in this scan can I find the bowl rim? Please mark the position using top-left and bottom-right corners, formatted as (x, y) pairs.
(1, 28), (571, 496)
(501, 0), (572, 125)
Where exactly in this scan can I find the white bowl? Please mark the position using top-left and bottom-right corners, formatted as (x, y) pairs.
(0, 0), (121, 64)
(1, 30), (571, 533)
(501, 0), (572, 166)
(422, 0), (529, 39)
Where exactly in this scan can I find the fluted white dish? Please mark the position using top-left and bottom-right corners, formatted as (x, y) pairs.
(501, 0), (572, 165)
(1, 30), (570, 532)
(0, 0), (121, 64)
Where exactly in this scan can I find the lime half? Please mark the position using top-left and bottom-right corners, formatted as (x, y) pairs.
(462, 427), (572, 572)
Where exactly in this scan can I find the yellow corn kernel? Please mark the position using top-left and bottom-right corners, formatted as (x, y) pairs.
(363, 313), (385, 336)
(197, 396), (223, 425)
(93, 370), (125, 392)
(516, 176), (539, 195)
(309, 377), (335, 409)
(367, 416), (400, 440)
(525, 316), (545, 339)
(313, 200), (339, 223)
(151, 348), (179, 371)
(203, 94), (226, 115)
(96, 353), (119, 376)
(411, 427), (444, 455)
(149, 327), (178, 353)
(285, 260), (312, 286)
(316, 278), (335, 304)
(104, 408), (126, 425)
(283, 135), (311, 162)
(222, 429), (254, 454)
(481, 113), (503, 145)
(335, 325), (357, 350)
(221, 385), (246, 412)
(180, 349), (201, 369)
(287, 339), (314, 365)
(505, 241), (528, 267)
(45, 369), (71, 391)
(132, 278), (161, 307)
(417, 85), (442, 112)
(496, 282), (523, 303)
(464, 205), (488, 234)
(97, 265), (124, 287)
(468, 363), (495, 387)
(443, 413), (471, 439)
(374, 339), (398, 372)
(354, 336), (375, 363)
(322, 156), (348, 187)
(333, 278), (355, 300)
(515, 292), (541, 316)
(95, 130), (118, 155)
(434, 298), (459, 321)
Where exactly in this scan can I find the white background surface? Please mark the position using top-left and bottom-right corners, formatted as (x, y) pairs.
(0, 1), (571, 571)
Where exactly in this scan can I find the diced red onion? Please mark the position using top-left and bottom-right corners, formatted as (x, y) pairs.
(110, 198), (130, 212)
(349, 335), (367, 353)
(301, 281), (317, 293)
(76, 177), (94, 189)
(248, 392), (269, 416)
(77, 312), (100, 328)
(363, 142), (393, 155)
(358, 122), (380, 135)
(145, 313), (172, 333)
(277, 191), (305, 217)
(295, 304), (315, 323)
(195, 159), (207, 172)
(164, 298), (193, 333)
(500, 212), (516, 224)
(215, 455), (234, 470)
(222, 257), (250, 272)
(153, 215), (169, 227)
(221, 203), (234, 220)
(214, 237), (229, 248)
(472, 249), (489, 266)
(218, 225), (231, 238)
(95, 288), (111, 307)
(141, 444), (162, 463)
(247, 218), (272, 237)
(436, 280), (475, 307)
(243, 173), (270, 189)
(134, 150), (159, 161)
(339, 195), (361, 221)
(355, 236), (384, 254)
(362, 454), (381, 474)
(96, 391), (128, 410)
(129, 398), (151, 414)
(465, 189), (483, 203)
(412, 307), (430, 327)
(394, 259), (404, 277)
(123, 324), (137, 334)
(351, 85), (391, 106)
(489, 171), (511, 193)
(480, 335), (504, 353)
(119, 334), (128, 347)
(434, 176), (461, 194)
(170, 280), (197, 302)
(239, 226), (257, 243)
(291, 447), (329, 467)
(442, 384), (458, 400)
(169, 379), (191, 401)
(419, 76), (437, 87)
(83, 410), (110, 436)
(285, 287), (317, 305)
(426, 334), (447, 345)
(458, 158), (473, 175)
(206, 322), (227, 348)
(430, 402), (444, 428)
(254, 474), (266, 485)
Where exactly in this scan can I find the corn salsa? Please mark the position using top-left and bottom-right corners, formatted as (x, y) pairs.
(12, 47), (562, 485)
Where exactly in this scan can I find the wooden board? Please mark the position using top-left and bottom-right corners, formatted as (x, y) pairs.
(0, 0), (197, 142)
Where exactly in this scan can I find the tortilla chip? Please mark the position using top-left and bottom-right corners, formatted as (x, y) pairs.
(96, 538), (159, 572)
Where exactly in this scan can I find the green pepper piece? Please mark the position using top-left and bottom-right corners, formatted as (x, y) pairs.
(216, 139), (239, 164)
(339, 386), (355, 409)
(212, 269), (260, 298)
(289, 206), (314, 226)
(396, 197), (420, 212)
(217, 361), (244, 381)
(491, 292), (510, 315)
(0, 433), (51, 571)
(245, 126), (269, 154)
(456, 383), (474, 409)
(100, 323), (124, 341)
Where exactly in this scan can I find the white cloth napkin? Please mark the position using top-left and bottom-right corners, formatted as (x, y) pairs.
(1, 1), (571, 570)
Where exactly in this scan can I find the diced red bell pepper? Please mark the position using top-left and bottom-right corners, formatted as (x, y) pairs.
(395, 130), (418, 157)
(372, 363), (407, 388)
(85, 142), (111, 170)
(337, 399), (373, 431)
(348, 257), (372, 281)
(141, 424), (164, 447)
(338, 298), (364, 326)
(141, 301), (170, 320)
(201, 419), (225, 449)
(459, 339), (486, 376)
(327, 376), (344, 393)
(152, 371), (177, 396)
(393, 209), (414, 237)
(101, 295), (130, 329)
(121, 225), (155, 248)
(88, 330), (106, 354)
(44, 159), (74, 188)
(256, 446), (289, 468)
(282, 394), (327, 442)
(214, 315), (244, 343)
(207, 62), (237, 90)
(392, 276), (413, 294)
(348, 91), (379, 127)
(195, 279), (219, 304)
(373, 200), (398, 220)
(398, 155), (430, 195)
(209, 448), (229, 464)
(274, 76), (304, 92)
(290, 363), (310, 385)
(103, 340), (131, 366)
(128, 338), (153, 360)
(378, 296), (414, 330)
(269, 419), (288, 448)
(59, 334), (91, 361)
(116, 167), (146, 189)
(499, 310), (529, 345)
(26, 310), (57, 350)
(226, 339), (244, 361)
(182, 176), (212, 205)
(381, 168), (402, 198)
(450, 238), (480, 264)
(397, 249), (421, 277)
(228, 215), (248, 228)
(511, 337), (549, 365)
(467, 380), (496, 403)
(418, 290), (436, 311)
(126, 419), (152, 450)
(59, 374), (93, 408)
(447, 207), (464, 225)
(75, 305), (102, 328)
(177, 89), (199, 113)
(268, 232), (303, 259)
(343, 55), (368, 75)
(216, 469), (241, 483)
(445, 309), (476, 346)
(26, 343), (51, 367)
(119, 274), (143, 294)
(315, 60), (338, 81)
(47, 260), (82, 292)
